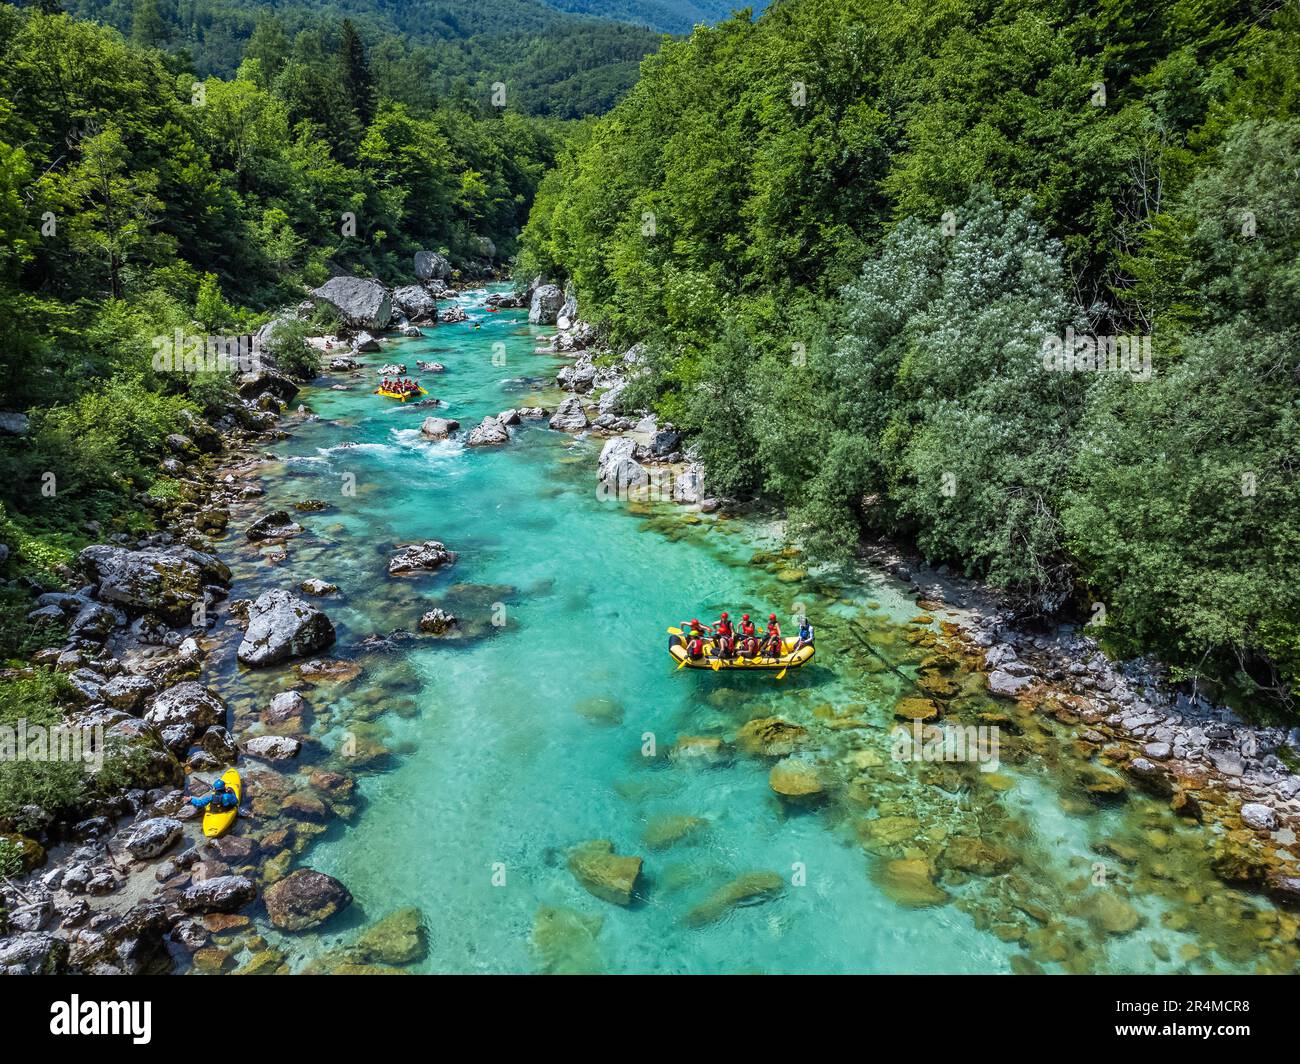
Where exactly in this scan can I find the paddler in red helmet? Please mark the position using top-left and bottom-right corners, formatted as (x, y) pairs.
(685, 618), (708, 660)
(738, 613), (758, 657)
(761, 612), (782, 657)
(712, 611), (734, 658)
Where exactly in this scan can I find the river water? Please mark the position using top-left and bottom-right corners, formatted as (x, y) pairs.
(203, 286), (1298, 975)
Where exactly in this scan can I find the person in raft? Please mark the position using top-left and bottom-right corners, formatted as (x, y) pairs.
(792, 615), (815, 653)
(761, 613), (783, 657)
(738, 613), (759, 657)
(190, 778), (237, 813)
(712, 612), (735, 657)
(685, 620), (708, 660)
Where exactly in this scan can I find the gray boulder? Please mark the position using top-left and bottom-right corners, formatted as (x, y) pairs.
(124, 817), (183, 860)
(392, 285), (439, 322)
(388, 541), (456, 575)
(179, 875), (256, 914)
(242, 735), (302, 761)
(144, 682), (227, 753)
(529, 284), (564, 325)
(548, 396), (589, 432)
(414, 250), (451, 282)
(466, 416), (509, 446)
(79, 545), (230, 621)
(246, 510), (304, 541)
(420, 417), (460, 440)
(237, 590), (336, 667)
(0, 411), (31, 436)
(311, 276), (392, 331)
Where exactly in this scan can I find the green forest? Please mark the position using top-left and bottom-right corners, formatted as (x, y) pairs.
(0, 1), (566, 653)
(519, 0), (1300, 710)
(0, 0), (1297, 717)
(63, 0), (672, 117)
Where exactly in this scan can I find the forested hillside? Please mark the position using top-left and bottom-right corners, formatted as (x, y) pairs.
(520, 0), (1300, 709)
(0, 1), (559, 651)
(61, 0), (667, 117)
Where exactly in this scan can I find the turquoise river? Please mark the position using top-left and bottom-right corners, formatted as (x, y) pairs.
(197, 285), (1300, 975)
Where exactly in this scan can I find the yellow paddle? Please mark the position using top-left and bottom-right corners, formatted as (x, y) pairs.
(667, 626), (683, 635)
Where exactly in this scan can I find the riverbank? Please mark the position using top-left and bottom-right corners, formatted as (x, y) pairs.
(3, 282), (1298, 975)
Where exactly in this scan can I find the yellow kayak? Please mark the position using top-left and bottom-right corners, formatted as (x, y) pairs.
(202, 769), (241, 838)
(375, 387), (428, 401)
(668, 636), (814, 671)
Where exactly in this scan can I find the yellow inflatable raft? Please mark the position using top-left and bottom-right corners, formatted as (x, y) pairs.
(375, 386), (428, 402)
(668, 635), (814, 671)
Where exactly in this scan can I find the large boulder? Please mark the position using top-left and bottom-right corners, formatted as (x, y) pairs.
(264, 868), (352, 931)
(528, 284), (564, 325)
(414, 250), (451, 282)
(123, 817), (183, 860)
(79, 545), (230, 622)
(237, 590), (336, 667)
(466, 416), (509, 447)
(392, 285), (439, 323)
(245, 510), (304, 541)
(0, 932), (67, 975)
(237, 368), (300, 402)
(420, 417), (460, 440)
(596, 436), (648, 494)
(310, 276), (392, 332)
(144, 682), (227, 753)
(548, 396), (589, 432)
(388, 541), (457, 575)
(179, 875), (256, 914)
(567, 840), (642, 906)
(0, 412), (31, 437)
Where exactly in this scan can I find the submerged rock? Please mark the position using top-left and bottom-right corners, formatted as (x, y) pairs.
(532, 905), (603, 975)
(237, 590), (336, 667)
(769, 758), (825, 802)
(940, 836), (1017, 877)
(875, 857), (948, 908)
(567, 840), (643, 906)
(642, 815), (708, 851)
(735, 717), (808, 758)
(264, 868), (353, 931)
(353, 907), (428, 965)
(685, 871), (784, 927)
(418, 608), (458, 635)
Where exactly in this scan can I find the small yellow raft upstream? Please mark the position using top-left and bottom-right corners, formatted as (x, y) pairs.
(668, 636), (814, 671)
(375, 386), (428, 402)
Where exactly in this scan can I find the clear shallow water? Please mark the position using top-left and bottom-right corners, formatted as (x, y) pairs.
(210, 287), (1297, 975)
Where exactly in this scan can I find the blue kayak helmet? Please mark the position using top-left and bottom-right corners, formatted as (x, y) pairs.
(212, 779), (227, 791)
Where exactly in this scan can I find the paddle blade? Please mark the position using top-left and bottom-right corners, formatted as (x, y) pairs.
(667, 626), (683, 636)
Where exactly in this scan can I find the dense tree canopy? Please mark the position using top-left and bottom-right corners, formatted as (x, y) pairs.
(521, 0), (1300, 708)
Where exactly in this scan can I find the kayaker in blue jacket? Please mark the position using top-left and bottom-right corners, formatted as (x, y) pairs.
(190, 778), (237, 812)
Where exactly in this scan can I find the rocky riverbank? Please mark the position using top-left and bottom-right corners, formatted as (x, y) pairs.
(543, 291), (1300, 928)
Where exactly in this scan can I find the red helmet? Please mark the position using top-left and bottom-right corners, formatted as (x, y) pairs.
(742, 613), (750, 620)
(691, 618), (700, 626)
(720, 612), (728, 619)
(769, 613), (777, 621)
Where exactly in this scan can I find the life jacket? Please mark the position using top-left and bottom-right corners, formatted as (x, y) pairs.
(716, 620), (733, 637)
(741, 621), (756, 638)
(687, 637), (705, 656)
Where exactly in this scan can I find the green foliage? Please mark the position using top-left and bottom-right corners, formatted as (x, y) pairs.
(264, 318), (320, 380)
(526, 0), (1300, 709)
(0, 670), (87, 825)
